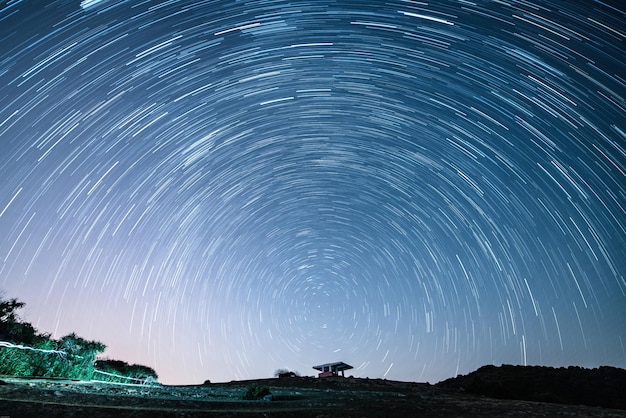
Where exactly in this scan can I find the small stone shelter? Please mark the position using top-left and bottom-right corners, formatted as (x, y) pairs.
(312, 361), (353, 378)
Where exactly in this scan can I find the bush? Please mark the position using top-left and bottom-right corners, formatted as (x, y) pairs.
(94, 359), (158, 383)
(0, 294), (155, 383)
(0, 298), (106, 381)
(0, 333), (106, 380)
(275, 368), (300, 378)
(0, 346), (34, 376)
(274, 368), (290, 377)
(243, 384), (271, 400)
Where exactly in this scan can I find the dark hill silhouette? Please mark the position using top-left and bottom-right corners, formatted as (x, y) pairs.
(437, 364), (626, 410)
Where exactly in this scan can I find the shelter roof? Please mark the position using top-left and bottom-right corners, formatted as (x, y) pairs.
(312, 361), (353, 371)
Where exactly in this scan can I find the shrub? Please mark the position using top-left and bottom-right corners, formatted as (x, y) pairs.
(275, 368), (300, 378)
(243, 384), (271, 400)
(274, 368), (290, 377)
(0, 294), (155, 383)
(94, 359), (158, 383)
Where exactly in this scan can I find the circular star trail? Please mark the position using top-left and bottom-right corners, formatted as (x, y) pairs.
(0, 0), (624, 384)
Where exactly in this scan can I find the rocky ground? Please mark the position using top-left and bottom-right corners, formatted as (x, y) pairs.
(1, 374), (625, 417)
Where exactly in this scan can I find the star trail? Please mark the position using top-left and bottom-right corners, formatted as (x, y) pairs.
(0, 0), (624, 385)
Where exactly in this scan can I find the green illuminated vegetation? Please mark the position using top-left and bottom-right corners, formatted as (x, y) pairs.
(0, 295), (157, 383)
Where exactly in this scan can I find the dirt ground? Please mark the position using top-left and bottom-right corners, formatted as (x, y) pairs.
(1, 376), (625, 417)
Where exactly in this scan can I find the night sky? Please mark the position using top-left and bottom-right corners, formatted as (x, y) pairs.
(0, 0), (625, 385)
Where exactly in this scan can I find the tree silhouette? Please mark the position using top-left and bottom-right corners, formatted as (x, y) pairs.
(0, 297), (37, 345)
